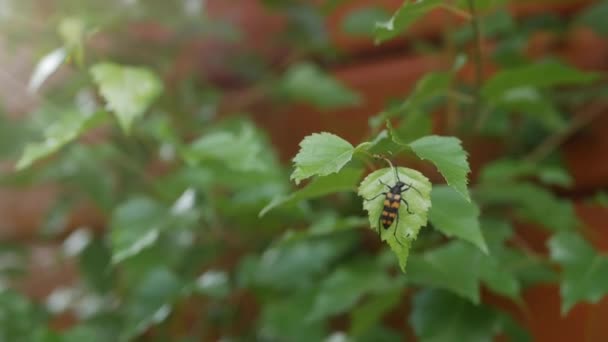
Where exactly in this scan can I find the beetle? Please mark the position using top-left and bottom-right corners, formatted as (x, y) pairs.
(364, 163), (421, 246)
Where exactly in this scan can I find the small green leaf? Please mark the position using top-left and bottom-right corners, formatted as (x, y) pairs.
(281, 63), (360, 109)
(260, 168), (362, 217)
(482, 60), (599, 100)
(91, 63), (162, 133)
(291, 132), (355, 185)
(358, 167), (432, 271)
(494, 87), (566, 131)
(389, 110), (432, 145)
(110, 197), (168, 263)
(548, 231), (608, 313)
(184, 123), (267, 172)
(374, 0), (443, 43)
(429, 186), (487, 253)
(16, 111), (106, 170)
(410, 289), (503, 342)
(409, 135), (471, 201)
(342, 7), (390, 37)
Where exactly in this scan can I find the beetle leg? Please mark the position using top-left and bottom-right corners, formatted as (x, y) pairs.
(364, 192), (386, 201)
(401, 198), (413, 214)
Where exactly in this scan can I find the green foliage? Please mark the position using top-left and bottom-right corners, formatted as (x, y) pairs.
(358, 167), (432, 271)
(409, 135), (471, 201)
(429, 186), (487, 253)
(16, 110), (106, 170)
(374, 0), (443, 43)
(91, 63), (163, 134)
(2, 0), (606, 340)
(410, 289), (523, 342)
(281, 63), (361, 109)
(291, 132), (355, 184)
(549, 231), (608, 313)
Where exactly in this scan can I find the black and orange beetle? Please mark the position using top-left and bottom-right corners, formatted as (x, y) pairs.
(364, 162), (421, 246)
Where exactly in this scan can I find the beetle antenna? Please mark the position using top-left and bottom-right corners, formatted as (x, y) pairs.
(373, 154), (400, 183)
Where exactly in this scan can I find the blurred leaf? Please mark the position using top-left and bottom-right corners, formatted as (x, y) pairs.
(291, 132), (355, 185)
(123, 267), (182, 339)
(350, 289), (401, 337)
(409, 135), (471, 201)
(372, 72), (451, 128)
(307, 261), (395, 321)
(455, 0), (507, 10)
(410, 289), (502, 342)
(482, 60), (599, 100)
(576, 1), (608, 36)
(16, 110), (106, 170)
(429, 186), (487, 253)
(261, 168), (362, 217)
(388, 110), (432, 145)
(548, 231), (608, 313)
(79, 239), (113, 293)
(184, 123), (267, 172)
(476, 182), (579, 231)
(259, 291), (326, 342)
(494, 87), (566, 131)
(342, 7), (390, 37)
(0, 290), (49, 341)
(374, 0), (443, 43)
(408, 240), (520, 302)
(28, 48), (66, 92)
(481, 158), (572, 187)
(109, 196), (168, 263)
(91, 63), (162, 133)
(58, 17), (86, 65)
(195, 270), (230, 299)
(358, 167), (432, 271)
(281, 63), (360, 109)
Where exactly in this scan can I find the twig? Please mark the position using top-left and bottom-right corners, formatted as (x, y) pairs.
(524, 102), (607, 164)
(465, 0), (485, 131)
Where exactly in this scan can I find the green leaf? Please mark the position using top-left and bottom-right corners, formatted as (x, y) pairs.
(350, 289), (402, 337)
(494, 87), (566, 131)
(90, 63), (162, 133)
(408, 240), (520, 302)
(409, 135), (471, 201)
(476, 182), (579, 231)
(480, 158), (572, 187)
(109, 197), (168, 263)
(429, 186), (487, 253)
(260, 168), (362, 217)
(341, 7), (390, 37)
(16, 110), (106, 170)
(407, 241), (481, 302)
(548, 231), (608, 313)
(388, 110), (432, 145)
(410, 289), (503, 342)
(281, 63), (360, 109)
(481, 60), (599, 100)
(576, 1), (608, 36)
(122, 267), (182, 339)
(374, 0), (443, 43)
(291, 132), (355, 185)
(358, 167), (432, 271)
(307, 261), (394, 321)
(184, 123), (267, 172)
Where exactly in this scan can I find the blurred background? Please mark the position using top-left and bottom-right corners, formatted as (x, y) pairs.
(1, 0), (608, 341)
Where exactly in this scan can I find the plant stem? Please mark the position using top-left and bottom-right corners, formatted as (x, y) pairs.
(466, 0), (485, 131)
(524, 101), (607, 163)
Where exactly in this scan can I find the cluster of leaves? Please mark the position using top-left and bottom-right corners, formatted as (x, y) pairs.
(1, 0), (608, 341)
